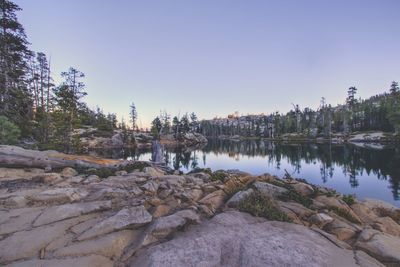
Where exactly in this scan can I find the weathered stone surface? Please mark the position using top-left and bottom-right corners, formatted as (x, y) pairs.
(253, 181), (288, 197)
(0, 217), (88, 264)
(276, 201), (314, 219)
(34, 201), (112, 226)
(78, 206), (152, 241)
(355, 228), (400, 265)
(152, 204), (172, 218)
(0, 168), (45, 181)
(141, 180), (159, 194)
(291, 182), (315, 196)
(315, 195), (361, 224)
(324, 218), (359, 241)
(143, 167), (164, 177)
(29, 188), (88, 203)
(142, 209), (200, 246)
(354, 250), (385, 267)
(54, 230), (139, 259)
(130, 211), (363, 267)
(60, 167), (78, 178)
(226, 188), (254, 208)
(6, 255), (113, 267)
(372, 216), (400, 237)
(198, 190), (227, 215)
(309, 213), (334, 228)
(223, 175), (255, 195)
(351, 202), (379, 223)
(0, 207), (44, 235)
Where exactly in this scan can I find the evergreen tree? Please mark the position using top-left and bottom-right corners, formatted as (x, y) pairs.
(0, 0), (33, 133)
(390, 81), (399, 95)
(129, 102), (137, 131)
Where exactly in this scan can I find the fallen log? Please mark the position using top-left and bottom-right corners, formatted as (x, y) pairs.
(0, 145), (124, 170)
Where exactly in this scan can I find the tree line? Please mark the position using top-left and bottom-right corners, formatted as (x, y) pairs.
(199, 82), (400, 138)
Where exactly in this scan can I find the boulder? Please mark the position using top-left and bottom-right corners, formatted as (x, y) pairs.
(143, 167), (164, 177)
(291, 182), (315, 196)
(252, 181), (288, 197)
(78, 205), (152, 241)
(29, 188), (88, 204)
(309, 213), (334, 228)
(60, 167), (78, 178)
(130, 211), (372, 267)
(141, 181), (159, 194)
(226, 188), (254, 208)
(223, 175), (255, 195)
(355, 228), (400, 265)
(198, 190), (227, 216)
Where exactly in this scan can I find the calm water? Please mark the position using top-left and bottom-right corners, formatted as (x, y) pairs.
(91, 139), (400, 207)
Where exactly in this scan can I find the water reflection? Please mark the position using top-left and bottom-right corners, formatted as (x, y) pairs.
(89, 139), (400, 206)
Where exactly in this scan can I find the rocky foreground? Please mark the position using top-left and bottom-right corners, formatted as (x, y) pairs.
(0, 149), (400, 266)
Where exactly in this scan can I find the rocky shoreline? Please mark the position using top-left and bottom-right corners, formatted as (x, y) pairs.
(0, 147), (400, 266)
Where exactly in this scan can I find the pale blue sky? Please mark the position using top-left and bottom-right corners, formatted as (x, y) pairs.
(15, 0), (400, 128)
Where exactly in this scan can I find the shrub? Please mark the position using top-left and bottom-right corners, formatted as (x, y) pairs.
(0, 116), (21, 144)
(328, 206), (360, 224)
(238, 191), (292, 222)
(85, 168), (115, 178)
(342, 194), (355, 206)
(211, 170), (228, 182)
(278, 190), (313, 208)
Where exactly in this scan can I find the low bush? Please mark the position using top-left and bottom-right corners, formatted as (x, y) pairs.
(328, 206), (360, 224)
(238, 191), (292, 222)
(0, 116), (21, 145)
(278, 190), (313, 208)
(342, 194), (355, 206)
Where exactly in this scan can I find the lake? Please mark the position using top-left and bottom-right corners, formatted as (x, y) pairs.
(92, 139), (400, 207)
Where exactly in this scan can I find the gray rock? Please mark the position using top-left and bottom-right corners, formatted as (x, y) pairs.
(141, 180), (159, 194)
(60, 167), (78, 178)
(253, 181), (288, 197)
(226, 188), (254, 208)
(34, 201), (112, 226)
(309, 213), (334, 228)
(29, 188), (88, 203)
(78, 205), (152, 241)
(130, 211), (365, 267)
(6, 255), (113, 267)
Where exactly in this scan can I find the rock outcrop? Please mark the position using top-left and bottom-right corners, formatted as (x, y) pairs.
(1, 159), (399, 266)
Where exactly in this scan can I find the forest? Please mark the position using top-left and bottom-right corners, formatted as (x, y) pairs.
(1, 0), (400, 153)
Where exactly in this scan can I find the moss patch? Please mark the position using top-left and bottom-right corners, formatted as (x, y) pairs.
(238, 191), (292, 222)
(211, 170), (228, 182)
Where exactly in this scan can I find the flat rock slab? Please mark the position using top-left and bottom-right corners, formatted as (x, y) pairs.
(5, 255), (113, 267)
(33, 201), (112, 226)
(131, 211), (376, 267)
(78, 205), (152, 241)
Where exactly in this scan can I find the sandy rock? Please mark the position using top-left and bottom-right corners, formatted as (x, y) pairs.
(276, 201), (314, 219)
(351, 202), (379, 223)
(323, 218), (360, 240)
(34, 201), (112, 226)
(78, 205), (152, 241)
(223, 175), (255, 195)
(35, 173), (63, 184)
(315, 195), (361, 224)
(83, 174), (101, 184)
(0, 168), (45, 181)
(354, 250), (385, 267)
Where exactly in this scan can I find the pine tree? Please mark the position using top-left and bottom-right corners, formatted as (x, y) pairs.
(390, 81), (399, 95)
(0, 0), (33, 133)
(129, 102), (137, 131)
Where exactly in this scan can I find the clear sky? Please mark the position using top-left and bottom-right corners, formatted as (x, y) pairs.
(14, 0), (400, 128)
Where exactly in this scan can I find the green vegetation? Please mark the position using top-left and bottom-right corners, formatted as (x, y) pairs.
(210, 170), (228, 182)
(84, 168), (115, 178)
(0, 116), (21, 145)
(122, 161), (151, 172)
(328, 206), (360, 224)
(342, 194), (355, 206)
(278, 190), (313, 209)
(238, 191), (292, 222)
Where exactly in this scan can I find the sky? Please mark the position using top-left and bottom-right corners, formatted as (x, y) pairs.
(14, 0), (400, 128)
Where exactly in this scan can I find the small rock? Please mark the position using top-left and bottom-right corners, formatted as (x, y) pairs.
(292, 182), (315, 196)
(253, 181), (288, 197)
(309, 213), (334, 228)
(226, 188), (254, 208)
(141, 180), (159, 194)
(60, 167), (78, 178)
(144, 167), (164, 177)
(199, 190), (227, 216)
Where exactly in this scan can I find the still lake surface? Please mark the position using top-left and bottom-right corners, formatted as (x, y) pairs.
(93, 139), (400, 207)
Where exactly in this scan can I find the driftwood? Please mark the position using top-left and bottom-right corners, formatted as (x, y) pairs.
(0, 145), (124, 169)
